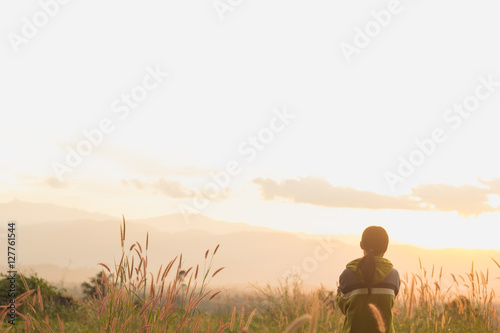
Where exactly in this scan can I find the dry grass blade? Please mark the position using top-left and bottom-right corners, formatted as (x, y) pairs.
(16, 309), (28, 322)
(191, 315), (202, 333)
(24, 315), (32, 333)
(139, 325), (155, 331)
(122, 214), (126, 239)
(175, 318), (193, 333)
(110, 317), (118, 332)
(214, 244), (220, 255)
(212, 267), (225, 278)
(37, 285), (44, 312)
(406, 275), (415, 320)
(283, 314), (312, 333)
(149, 273), (156, 298)
(156, 264), (163, 282)
(192, 291), (212, 309)
(57, 314), (65, 333)
(308, 301), (319, 333)
(239, 305), (245, 330)
(129, 256), (135, 280)
(368, 303), (386, 333)
(98, 263), (111, 273)
(27, 302), (37, 314)
(43, 320), (55, 333)
(162, 256), (178, 281)
(244, 308), (257, 330)
(120, 223), (124, 248)
(117, 252), (126, 276)
(230, 305), (236, 330)
(0, 307), (9, 324)
(184, 267), (193, 278)
(120, 315), (134, 333)
(30, 315), (44, 332)
(209, 291), (221, 301)
(20, 274), (30, 292)
(216, 323), (230, 333)
(491, 257), (500, 270)
(16, 289), (36, 304)
(102, 269), (109, 294)
(185, 274), (193, 299)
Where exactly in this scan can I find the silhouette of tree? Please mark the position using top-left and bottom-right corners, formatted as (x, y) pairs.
(81, 271), (113, 298)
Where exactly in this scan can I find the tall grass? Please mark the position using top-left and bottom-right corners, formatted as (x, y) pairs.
(394, 259), (498, 332)
(1, 219), (499, 332)
(273, 259), (500, 333)
(0, 216), (256, 332)
(249, 275), (344, 332)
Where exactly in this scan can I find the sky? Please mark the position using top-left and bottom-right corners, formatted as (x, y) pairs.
(1, 0), (500, 250)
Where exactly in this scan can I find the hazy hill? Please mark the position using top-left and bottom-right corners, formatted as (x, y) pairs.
(134, 213), (278, 234)
(3, 219), (499, 293)
(0, 199), (112, 224)
(1, 200), (500, 295)
(0, 199), (274, 233)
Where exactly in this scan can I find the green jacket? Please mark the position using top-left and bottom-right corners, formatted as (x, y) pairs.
(336, 257), (400, 333)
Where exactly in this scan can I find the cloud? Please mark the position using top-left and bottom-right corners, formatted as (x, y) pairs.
(252, 176), (421, 210)
(252, 176), (500, 217)
(98, 145), (209, 177)
(129, 179), (147, 190)
(45, 177), (68, 189)
(480, 178), (500, 192)
(122, 177), (232, 202)
(409, 183), (497, 217)
(153, 178), (194, 198)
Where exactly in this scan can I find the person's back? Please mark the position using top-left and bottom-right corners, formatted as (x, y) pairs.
(336, 226), (400, 333)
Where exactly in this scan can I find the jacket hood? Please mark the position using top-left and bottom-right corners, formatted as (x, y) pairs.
(346, 257), (393, 285)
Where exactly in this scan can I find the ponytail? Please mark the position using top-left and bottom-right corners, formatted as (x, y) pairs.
(357, 249), (376, 296)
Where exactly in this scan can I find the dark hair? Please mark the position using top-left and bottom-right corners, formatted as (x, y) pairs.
(357, 226), (389, 296)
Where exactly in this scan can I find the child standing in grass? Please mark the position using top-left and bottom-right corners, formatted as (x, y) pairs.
(336, 226), (400, 333)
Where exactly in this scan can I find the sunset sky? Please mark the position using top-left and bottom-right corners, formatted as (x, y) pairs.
(1, 1), (500, 250)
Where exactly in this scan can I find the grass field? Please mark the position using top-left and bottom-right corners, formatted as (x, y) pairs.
(1, 218), (499, 332)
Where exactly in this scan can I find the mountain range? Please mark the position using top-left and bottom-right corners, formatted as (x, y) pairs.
(1, 199), (499, 298)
